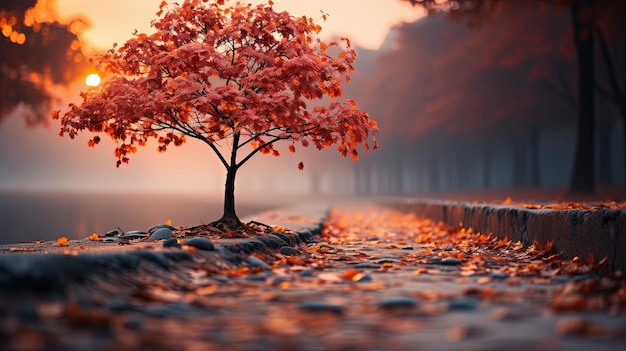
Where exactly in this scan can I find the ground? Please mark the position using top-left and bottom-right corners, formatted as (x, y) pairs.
(0, 203), (625, 350)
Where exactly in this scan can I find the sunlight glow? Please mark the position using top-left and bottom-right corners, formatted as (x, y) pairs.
(85, 73), (101, 87)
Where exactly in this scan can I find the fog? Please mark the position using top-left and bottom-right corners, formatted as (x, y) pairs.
(2, 1), (625, 198)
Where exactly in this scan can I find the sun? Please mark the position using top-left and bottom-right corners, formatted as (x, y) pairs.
(85, 73), (101, 87)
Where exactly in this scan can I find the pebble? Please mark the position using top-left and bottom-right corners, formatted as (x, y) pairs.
(448, 297), (477, 311)
(148, 224), (176, 234)
(247, 256), (271, 269)
(573, 274), (600, 282)
(551, 276), (572, 284)
(105, 229), (121, 237)
(108, 299), (134, 312)
(147, 228), (173, 241)
(370, 256), (401, 263)
(353, 273), (373, 282)
(377, 296), (419, 309)
(299, 269), (315, 277)
(351, 262), (381, 269)
(424, 257), (442, 264)
(119, 232), (148, 240)
(245, 275), (268, 282)
(280, 246), (299, 256)
(163, 238), (181, 248)
(488, 272), (508, 280)
(299, 301), (344, 315)
(441, 258), (463, 266)
(184, 237), (215, 251)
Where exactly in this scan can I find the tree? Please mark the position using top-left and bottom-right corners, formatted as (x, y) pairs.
(404, 0), (624, 194)
(54, 0), (378, 229)
(1, 0), (87, 124)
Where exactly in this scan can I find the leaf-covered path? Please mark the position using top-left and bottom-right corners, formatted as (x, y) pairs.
(1, 204), (625, 350)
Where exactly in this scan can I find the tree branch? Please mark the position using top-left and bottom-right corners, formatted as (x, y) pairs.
(236, 135), (287, 169)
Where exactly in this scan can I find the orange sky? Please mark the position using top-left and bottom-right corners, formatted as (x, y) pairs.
(56, 0), (422, 53)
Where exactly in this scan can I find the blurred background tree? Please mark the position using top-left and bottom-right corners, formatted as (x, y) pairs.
(399, 0), (625, 194)
(1, 0), (88, 125)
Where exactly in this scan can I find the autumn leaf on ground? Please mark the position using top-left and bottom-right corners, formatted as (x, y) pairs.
(504, 197), (512, 204)
(88, 233), (101, 241)
(56, 236), (70, 246)
(165, 219), (172, 226)
(272, 225), (286, 233)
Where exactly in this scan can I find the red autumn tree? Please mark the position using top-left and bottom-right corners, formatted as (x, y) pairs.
(54, 0), (378, 228)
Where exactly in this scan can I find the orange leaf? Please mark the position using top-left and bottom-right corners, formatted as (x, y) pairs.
(88, 233), (101, 241)
(272, 225), (286, 233)
(165, 219), (172, 226)
(56, 236), (70, 246)
(503, 197), (512, 204)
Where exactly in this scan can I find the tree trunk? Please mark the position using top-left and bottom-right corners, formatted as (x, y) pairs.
(529, 128), (540, 188)
(216, 165), (242, 229)
(482, 142), (491, 190)
(512, 134), (527, 189)
(568, 0), (596, 194)
(597, 102), (612, 185)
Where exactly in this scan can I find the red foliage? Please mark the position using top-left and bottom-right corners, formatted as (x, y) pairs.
(56, 0), (378, 170)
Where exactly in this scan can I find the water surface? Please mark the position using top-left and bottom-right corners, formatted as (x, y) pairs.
(0, 191), (281, 245)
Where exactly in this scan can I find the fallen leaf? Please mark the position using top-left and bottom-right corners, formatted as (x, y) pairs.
(56, 236), (70, 246)
(88, 233), (101, 241)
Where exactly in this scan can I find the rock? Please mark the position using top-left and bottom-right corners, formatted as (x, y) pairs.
(299, 301), (344, 315)
(245, 275), (268, 282)
(105, 229), (121, 237)
(108, 299), (134, 312)
(488, 272), (508, 280)
(448, 297), (477, 311)
(247, 256), (271, 269)
(148, 224), (176, 234)
(370, 256), (401, 263)
(147, 228), (173, 241)
(377, 296), (419, 309)
(441, 257), (463, 266)
(184, 237), (215, 251)
(551, 276), (572, 284)
(279, 246), (299, 256)
(299, 269), (315, 277)
(119, 230), (148, 240)
(351, 262), (381, 269)
(163, 238), (181, 248)
(424, 257), (442, 264)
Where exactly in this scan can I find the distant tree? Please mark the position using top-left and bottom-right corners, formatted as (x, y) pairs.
(54, 0), (378, 229)
(1, 0), (87, 124)
(404, 0), (625, 194)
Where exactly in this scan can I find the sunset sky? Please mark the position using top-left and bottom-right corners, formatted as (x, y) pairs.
(0, 0), (422, 194)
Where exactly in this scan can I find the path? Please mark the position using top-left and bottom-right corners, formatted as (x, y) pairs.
(1, 204), (625, 350)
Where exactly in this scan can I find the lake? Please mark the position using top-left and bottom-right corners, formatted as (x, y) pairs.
(0, 191), (304, 245)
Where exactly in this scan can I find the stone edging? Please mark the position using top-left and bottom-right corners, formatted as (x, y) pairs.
(392, 199), (626, 272)
(0, 204), (328, 292)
